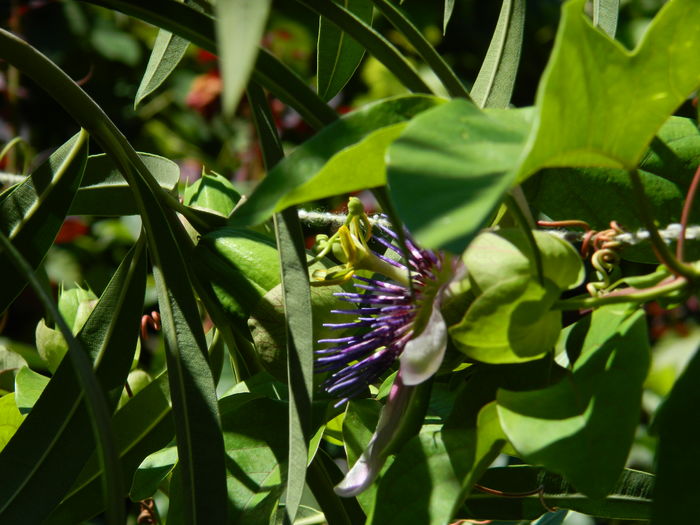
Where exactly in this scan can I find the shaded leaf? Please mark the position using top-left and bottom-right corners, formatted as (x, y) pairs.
(130, 446), (178, 502)
(317, 0), (373, 102)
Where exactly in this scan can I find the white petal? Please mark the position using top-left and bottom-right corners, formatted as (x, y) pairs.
(399, 301), (447, 386)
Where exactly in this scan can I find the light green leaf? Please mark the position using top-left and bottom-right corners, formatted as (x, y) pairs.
(14, 366), (49, 414)
(231, 94), (442, 227)
(70, 152), (180, 216)
(130, 446), (178, 502)
(387, 99), (533, 253)
(443, 0), (455, 34)
(135, 29), (189, 108)
(470, 0), (525, 108)
(216, 0), (272, 116)
(183, 172), (241, 217)
(497, 306), (650, 498)
(0, 394), (23, 453)
(519, 0), (700, 179)
(317, 0), (373, 102)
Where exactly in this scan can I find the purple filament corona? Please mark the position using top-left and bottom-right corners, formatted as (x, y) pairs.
(315, 221), (443, 406)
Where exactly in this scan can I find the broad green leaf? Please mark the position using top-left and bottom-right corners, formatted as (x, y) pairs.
(652, 346), (700, 525)
(221, 397), (288, 524)
(497, 306), (650, 498)
(370, 392), (505, 525)
(70, 153), (180, 216)
(183, 172), (241, 217)
(135, 29), (189, 108)
(130, 446), (178, 502)
(449, 276), (561, 364)
(0, 234), (146, 525)
(525, 116), (700, 261)
(14, 366), (49, 414)
(464, 230), (584, 294)
(0, 131), (88, 313)
(593, 0), (619, 37)
(470, 0), (525, 108)
(216, 0), (272, 116)
(0, 394), (23, 452)
(443, 0), (455, 34)
(231, 95), (442, 227)
(519, 0), (700, 179)
(461, 466), (653, 521)
(299, 0), (431, 94)
(317, 0), (373, 102)
(386, 99), (533, 253)
(46, 377), (174, 524)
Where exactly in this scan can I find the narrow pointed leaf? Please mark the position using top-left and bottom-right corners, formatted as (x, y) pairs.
(82, 0), (338, 128)
(470, 0), (525, 108)
(135, 29), (189, 108)
(0, 131), (88, 313)
(248, 82), (314, 525)
(297, 0), (432, 94)
(216, 0), (272, 116)
(443, 0), (456, 34)
(0, 234), (147, 524)
(317, 0), (373, 102)
(70, 152), (180, 216)
(593, 0), (619, 38)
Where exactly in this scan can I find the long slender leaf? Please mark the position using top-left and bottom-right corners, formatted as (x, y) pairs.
(443, 0), (456, 34)
(317, 0), (373, 102)
(0, 232), (147, 524)
(134, 29), (189, 108)
(297, 0), (433, 94)
(216, 0), (272, 116)
(0, 28), (228, 525)
(370, 0), (470, 99)
(46, 376), (174, 524)
(0, 131), (88, 313)
(248, 82), (314, 525)
(593, 0), (619, 38)
(470, 0), (525, 108)
(81, 0), (338, 128)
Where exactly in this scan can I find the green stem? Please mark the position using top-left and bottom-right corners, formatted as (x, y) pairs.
(504, 193), (543, 286)
(369, 0), (470, 99)
(306, 453), (360, 525)
(629, 169), (699, 280)
(553, 276), (687, 311)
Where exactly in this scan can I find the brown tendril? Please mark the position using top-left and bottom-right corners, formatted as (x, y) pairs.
(137, 498), (158, 524)
(141, 311), (161, 340)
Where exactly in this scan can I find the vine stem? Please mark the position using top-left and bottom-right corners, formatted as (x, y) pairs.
(629, 169), (698, 280)
(677, 163), (700, 261)
(553, 275), (687, 310)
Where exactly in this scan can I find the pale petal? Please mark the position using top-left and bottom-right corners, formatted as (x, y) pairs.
(399, 301), (447, 386)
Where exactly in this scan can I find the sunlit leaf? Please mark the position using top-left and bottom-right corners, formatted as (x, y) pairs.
(134, 29), (189, 108)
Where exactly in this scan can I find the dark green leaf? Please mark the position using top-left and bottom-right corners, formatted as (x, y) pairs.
(386, 99), (532, 253)
(231, 94), (442, 227)
(470, 0), (525, 108)
(46, 377), (174, 524)
(342, 399), (381, 513)
(130, 446), (178, 502)
(317, 0), (373, 102)
(461, 466), (653, 521)
(652, 345), (700, 524)
(134, 28), (189, 108)
(0, 234), (146, 524)
(518, 0), (700, 179)
(0, 131), (87, 313)
(216, 0), (272, 116)
(497, 306), (650, 498)
(70, 153), (180, 216)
